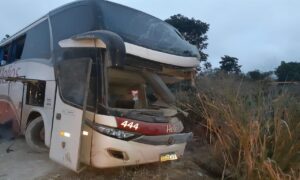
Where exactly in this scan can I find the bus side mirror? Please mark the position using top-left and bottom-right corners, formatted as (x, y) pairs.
(72, 30), (126, 67)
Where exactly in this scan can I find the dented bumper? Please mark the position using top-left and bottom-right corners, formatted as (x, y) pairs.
(90, 131), (190, 168)
(132, 132), (193, 146)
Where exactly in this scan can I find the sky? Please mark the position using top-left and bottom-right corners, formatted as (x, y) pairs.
(0, 0), (299, 72)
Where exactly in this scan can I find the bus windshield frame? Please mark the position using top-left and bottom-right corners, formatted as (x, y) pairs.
(107, 67), (175, 111)
(97, 1), (200, 58)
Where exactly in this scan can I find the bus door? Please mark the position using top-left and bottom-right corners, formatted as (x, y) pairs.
(8, 81), (24, 132)
(50, 58), (92, 172)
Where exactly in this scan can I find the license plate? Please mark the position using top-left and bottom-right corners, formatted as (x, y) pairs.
(160, 153), (178, 162)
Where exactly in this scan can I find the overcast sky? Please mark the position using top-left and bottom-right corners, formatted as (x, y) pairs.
(1, 0), (299, 72)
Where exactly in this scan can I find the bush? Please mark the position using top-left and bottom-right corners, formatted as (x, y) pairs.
(179, 74), (300, 179)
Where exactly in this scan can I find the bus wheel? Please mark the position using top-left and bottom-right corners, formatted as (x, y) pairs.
(25, 116), (48, 153)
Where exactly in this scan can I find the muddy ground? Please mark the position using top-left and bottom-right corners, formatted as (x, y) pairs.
(0, 136), (213, 180)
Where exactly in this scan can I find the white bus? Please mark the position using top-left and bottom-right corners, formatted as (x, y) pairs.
(0, 0), (200, 172)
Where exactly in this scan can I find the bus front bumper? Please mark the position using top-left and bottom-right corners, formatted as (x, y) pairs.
(90, 131), (192, 168)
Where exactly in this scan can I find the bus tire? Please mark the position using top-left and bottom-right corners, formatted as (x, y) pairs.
(25, 116), (48, 153)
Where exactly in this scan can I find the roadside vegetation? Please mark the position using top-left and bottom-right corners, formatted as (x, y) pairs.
(179, 72), (300, 179)
(167, 14), (300, 179)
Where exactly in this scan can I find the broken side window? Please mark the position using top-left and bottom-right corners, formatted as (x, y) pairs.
(11, 35), (26, 61)
(26, 81), (46, 107)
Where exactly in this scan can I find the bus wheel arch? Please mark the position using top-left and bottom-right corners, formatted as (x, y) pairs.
(25, 112), (48, 153)
(26, 111), (41, 126)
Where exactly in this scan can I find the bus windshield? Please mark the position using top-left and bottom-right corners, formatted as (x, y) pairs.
(99, 1), (199, 58)
(108, 68), (175, 110)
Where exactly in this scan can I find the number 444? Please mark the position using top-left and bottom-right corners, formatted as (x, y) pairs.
(121, 121), (139, 130)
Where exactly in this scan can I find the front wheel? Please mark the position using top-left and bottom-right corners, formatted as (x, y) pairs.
(25, 116), (48, 153)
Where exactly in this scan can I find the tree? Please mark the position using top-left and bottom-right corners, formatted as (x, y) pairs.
(247, 70), (273, 81)
(219, 55), (241, 74)
(199, 62), (213, 76)
(203, 62), (212, 71)
(275, 61), (300, 81)
(165, 14), (209, 62)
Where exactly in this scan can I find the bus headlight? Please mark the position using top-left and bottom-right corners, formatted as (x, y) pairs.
(94, 124), (137, 140)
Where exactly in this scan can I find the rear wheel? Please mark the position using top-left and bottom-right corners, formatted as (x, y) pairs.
(25, 116), (48, 153)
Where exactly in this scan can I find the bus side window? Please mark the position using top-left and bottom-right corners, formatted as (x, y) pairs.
(9, 35), (26, 62)
(0, 35), (26, 65)
(22, 20), (50, 59)
(1, 45), (10, 65)
(0, 47), (3, 65)
(13, 35), (26, 60)
(26, 81), (46, 107)
(51, 5), (94, 51)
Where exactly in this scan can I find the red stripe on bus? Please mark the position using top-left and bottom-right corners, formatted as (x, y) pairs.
(115, 117), (178, 136)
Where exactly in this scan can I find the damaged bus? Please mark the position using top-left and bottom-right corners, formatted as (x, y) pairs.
(0, 0), (200, 172)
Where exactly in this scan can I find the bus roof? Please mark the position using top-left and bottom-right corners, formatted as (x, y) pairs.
(1, 0), (200, 60)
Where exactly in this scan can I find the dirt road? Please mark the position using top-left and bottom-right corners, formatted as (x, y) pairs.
(0, 138), (69, 180)
(0, 138), (211, 180)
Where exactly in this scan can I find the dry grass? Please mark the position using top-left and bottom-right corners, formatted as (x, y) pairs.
(178, 73), (300, 179)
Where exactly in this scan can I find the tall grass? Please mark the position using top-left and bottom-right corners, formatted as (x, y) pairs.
(179, 73), (300, 179)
